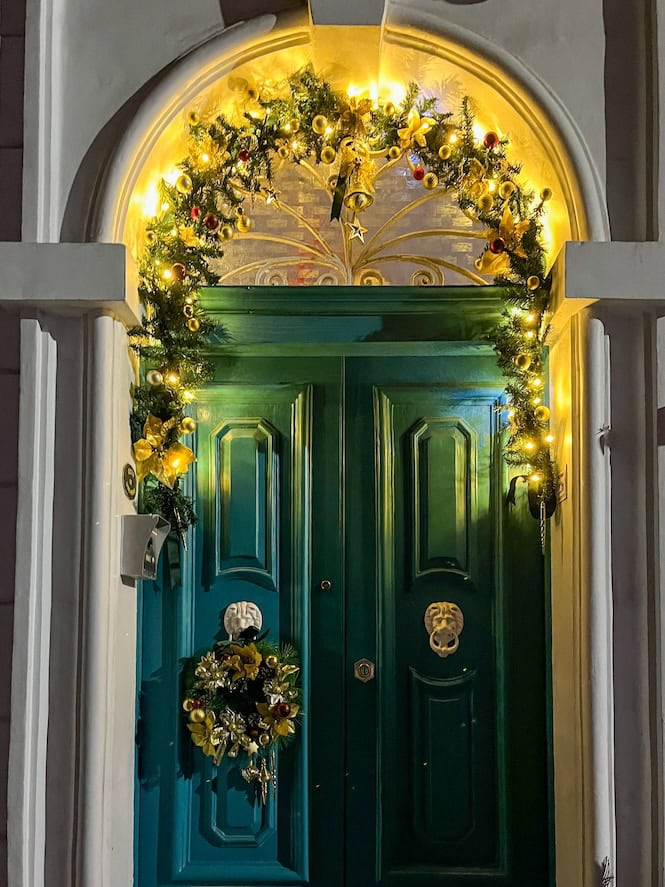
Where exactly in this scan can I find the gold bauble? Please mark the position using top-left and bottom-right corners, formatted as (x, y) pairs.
(287, 117), (300, 133)
(237, 215), (253, 233)
(312, 114), (328, 135)
(182, 698), (195, 711)
(187, 317), (201, 332)
(175, 174), (193, 195)
(259, 733), (271, 747)
(499, 180), (516, 199)
(541, 187), (553, 201)
(187, 110), (199, 126)
(183, 304), (194, 318)
(527, 275), (541, 291)
(277, 145), (290, 159)
(514, 354), (532, 371)
(423, 172), (439, 191)
(219, 224), (234, 241)
(384, 101), (396, 117)
(265, 654), (278, 669)
(320, 145), (336, 164)
(145, 230), (157, 245)
(534, 405), (551, 423)
(438, 144), (452, 160)
(190, 708), (206, 723)
(180, 417), (196, 434)
(478, 193), (494, 213)
(388, 145), (402, 160)
(146, 369), (163, 387)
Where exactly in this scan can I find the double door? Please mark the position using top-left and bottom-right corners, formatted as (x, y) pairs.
(137, 353), (550, 886)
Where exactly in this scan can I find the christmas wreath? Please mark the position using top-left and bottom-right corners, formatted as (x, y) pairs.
(183, 629), (301, 803)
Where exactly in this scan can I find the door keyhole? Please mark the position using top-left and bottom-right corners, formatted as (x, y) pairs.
(353, 659), (375, 682)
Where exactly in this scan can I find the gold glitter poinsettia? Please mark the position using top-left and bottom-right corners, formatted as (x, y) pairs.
(459, 157), (487, 199)
(195, 652), (228, 691)
(398, 108), (435, 149)
(133, 414), (196, 488)
(178, 225), (201, 248)
(229, 643), (263, 681)
(486, 205), (530, 257)
(475, 205), (531, 276)
(187, 712), (224, 758)
(256, 702), (300, 738)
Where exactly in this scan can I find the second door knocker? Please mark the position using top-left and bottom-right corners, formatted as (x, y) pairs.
(424, 602), (464, 657)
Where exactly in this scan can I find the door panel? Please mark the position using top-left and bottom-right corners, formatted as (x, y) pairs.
(138, 358), (345, 887)
(344, 357), (548, 886)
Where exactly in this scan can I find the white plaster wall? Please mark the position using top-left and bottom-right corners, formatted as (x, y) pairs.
(388, 0), (607, 183)
(27, 0), (610, 243)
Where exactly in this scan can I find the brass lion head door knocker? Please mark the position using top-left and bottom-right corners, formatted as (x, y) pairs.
(424, 602), (464, 657)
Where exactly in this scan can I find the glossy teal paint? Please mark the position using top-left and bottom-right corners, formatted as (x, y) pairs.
(136, 288), (551, 887)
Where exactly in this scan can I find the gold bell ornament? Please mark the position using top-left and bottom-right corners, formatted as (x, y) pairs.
(343, 162), (375, 214)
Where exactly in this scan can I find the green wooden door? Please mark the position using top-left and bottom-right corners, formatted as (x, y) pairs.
(137, 348), (550, 886)
(344, 356), (549, 885)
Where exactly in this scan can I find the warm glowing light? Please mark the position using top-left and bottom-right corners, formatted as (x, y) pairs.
(161, 201), (170, 212)
(531, 377), (543, 388)
(161, 268), (174, 281)
(346, 84), (361, 99)
(183, 390), (195, 402)
(166, 372), (180, 386)
(526, 313), (536, 324)
(284, 122), (291, 132)
(378, 80), (407, 108)
(324, 126), (333, 136)
(472, 122), (485, 143)
(530, 473), (542, 483)
(526, 331), (535, 339)
(507, 410), (515, 420)
(533, 397), (542, 405)
(545, 434), (554, 444)
(200, 152), (210, 165)
(488, 179), (497, 193)
(139, 183), (161, 219)
(163, 167), (180, 186)
(448, 133), (458, 144)
(524, 440), (536, 451)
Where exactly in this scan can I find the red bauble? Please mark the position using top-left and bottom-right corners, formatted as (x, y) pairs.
(483, 131), (499, 150)
(275, 703), (291, 718)
(203, 212), (219, 231)
(192, 699), (202, 708)
(190, 206), (202, 220)
(248, 728), (260, 738)
(412, 166), (425, 181)
(172, 262), (187, 280)
(221, 651), (231, 660)
(238, 149), (250, 162)
(489, 237), (506, 254)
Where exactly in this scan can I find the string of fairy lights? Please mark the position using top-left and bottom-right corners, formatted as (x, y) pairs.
(130, 67), (557, 539)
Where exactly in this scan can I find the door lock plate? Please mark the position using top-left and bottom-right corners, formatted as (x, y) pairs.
(354, 658), (375, 682)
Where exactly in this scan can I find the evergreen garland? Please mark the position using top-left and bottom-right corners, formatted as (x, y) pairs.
(133, 66), (557, 539)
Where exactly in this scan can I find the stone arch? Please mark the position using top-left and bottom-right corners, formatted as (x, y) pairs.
(75, 10), (609, 255)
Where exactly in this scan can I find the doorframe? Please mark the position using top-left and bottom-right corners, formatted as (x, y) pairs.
(3, 266), (647, 887)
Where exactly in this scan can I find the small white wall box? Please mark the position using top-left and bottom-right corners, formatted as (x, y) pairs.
(121, 514), (171, 581)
